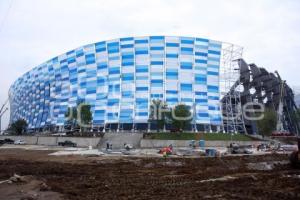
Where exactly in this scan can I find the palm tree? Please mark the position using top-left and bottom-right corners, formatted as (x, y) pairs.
(149, 99), (169, 132)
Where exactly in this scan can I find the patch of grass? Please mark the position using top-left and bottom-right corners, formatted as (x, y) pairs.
(201, 133), (253, 141)
(144, 132), (255, 141)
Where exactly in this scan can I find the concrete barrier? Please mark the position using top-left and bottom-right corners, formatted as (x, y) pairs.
(1, 135), (262, 148)
(100, 132), (144, 149)
(0, 135), (102, 147)
(140, 139), (262, 148)
(0, 135), (38, 145)
(37, 137), (58, 146)
(56, 137), (101, 147)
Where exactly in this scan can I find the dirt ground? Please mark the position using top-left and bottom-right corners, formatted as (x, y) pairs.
(0, 149), (300, 200)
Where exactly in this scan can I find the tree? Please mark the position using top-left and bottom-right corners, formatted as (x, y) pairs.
(170, 104), (192, 131)
(294, 109), (300, 118)
(10, 119), (28, 135)
(77, 103), (92, 132)
(289, 109), (300, 134)
(79, 104), (92, 125)
(65, 102), (92, 133)
(257, 108), (277, 137)
(65, 107), (78, 130)
(149, 100), (169, 132)
(292, 109), (300, 124)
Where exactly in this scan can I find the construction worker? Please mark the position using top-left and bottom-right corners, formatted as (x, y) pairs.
(106, 141), (109, 150)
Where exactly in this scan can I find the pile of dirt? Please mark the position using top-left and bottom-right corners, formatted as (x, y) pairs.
(0, 149), (299, 200)
(0, 174), (62, 200)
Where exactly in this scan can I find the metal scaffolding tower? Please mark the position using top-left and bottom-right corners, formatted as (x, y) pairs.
(219, 43), (247, 134)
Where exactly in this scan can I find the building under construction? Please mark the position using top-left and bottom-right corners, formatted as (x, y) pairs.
(221, 58), (300, 135)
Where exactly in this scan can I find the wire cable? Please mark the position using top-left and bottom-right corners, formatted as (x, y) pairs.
(0, 0), (13, 35)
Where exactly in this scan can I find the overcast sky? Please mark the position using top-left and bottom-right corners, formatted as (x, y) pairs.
(0, 0), (299, 130)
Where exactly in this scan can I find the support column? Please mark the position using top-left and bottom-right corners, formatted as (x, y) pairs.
(147, 122), (151, 132)
(194, 123), (197, 133)
(103, 124), (106, 133)
(132, 123), (135, 133)
(221, 124), (226, 133)
(217, 125), (221, 133)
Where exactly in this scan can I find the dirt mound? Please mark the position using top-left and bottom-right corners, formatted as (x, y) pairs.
(0, 174), (62, 200)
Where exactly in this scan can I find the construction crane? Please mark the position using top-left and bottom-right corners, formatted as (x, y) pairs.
(0, 99), (9, 134)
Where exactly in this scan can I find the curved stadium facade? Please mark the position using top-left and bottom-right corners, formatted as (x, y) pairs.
(9, 36), (223, 131)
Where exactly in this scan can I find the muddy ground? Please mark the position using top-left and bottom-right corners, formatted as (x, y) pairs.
(0, 149), (300, 200)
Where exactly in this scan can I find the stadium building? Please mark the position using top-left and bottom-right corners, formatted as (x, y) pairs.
(9, 36), (241, 133)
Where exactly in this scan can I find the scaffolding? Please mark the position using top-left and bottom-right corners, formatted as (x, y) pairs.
(219, 43), (247, 134)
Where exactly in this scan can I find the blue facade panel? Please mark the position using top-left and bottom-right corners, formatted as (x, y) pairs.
(9, 36), (223, 128)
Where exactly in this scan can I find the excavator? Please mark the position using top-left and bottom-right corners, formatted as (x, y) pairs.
(290, 138), (300, 168)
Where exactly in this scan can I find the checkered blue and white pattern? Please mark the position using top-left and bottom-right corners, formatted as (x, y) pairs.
(9, 36), (222, 129)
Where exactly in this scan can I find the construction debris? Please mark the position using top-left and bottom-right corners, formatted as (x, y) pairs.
(289, 138), (300, 168)
(199, 175), (237, 183)
(247, 161), (289, 171)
